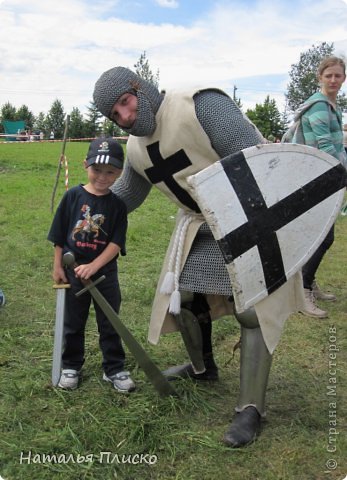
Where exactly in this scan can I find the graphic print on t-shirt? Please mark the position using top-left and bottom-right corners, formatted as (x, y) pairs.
(71, 204), (107, 242)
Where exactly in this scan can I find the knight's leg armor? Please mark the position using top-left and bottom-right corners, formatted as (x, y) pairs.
(223, 307), (272, 448)
(185, 292), (218, 379)
(163, 292), (218, 381)
(175, 304), (205, 374)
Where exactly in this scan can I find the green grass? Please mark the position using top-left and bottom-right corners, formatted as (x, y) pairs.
(0, 142), (346, 480)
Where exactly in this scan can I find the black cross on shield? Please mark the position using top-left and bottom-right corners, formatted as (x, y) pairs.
(217, 150), (346, 295)
(145, 142), (200, 212)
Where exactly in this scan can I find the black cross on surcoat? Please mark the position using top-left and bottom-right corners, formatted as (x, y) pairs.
(218, 151), (345, 294)
(145, 142), (200, 212)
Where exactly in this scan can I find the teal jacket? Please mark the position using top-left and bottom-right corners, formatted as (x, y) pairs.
(294, 92), (346, 168)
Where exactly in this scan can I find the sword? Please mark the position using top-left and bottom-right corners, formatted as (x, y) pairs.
(63, 252), (177, 397)
(51, 283), (70, 386)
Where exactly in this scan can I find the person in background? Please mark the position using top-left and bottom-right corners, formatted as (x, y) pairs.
(291, 56), (346, 319)
(48, 138), (135, 393)
(0, 288), (5, 307)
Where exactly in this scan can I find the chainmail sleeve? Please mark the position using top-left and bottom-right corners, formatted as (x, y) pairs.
(194, 89), (264, 158)
(111, 159), (152, 213)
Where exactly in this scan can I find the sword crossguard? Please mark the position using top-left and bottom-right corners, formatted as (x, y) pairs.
(76, 275), (106, 297)
(53, 283), (71, 289)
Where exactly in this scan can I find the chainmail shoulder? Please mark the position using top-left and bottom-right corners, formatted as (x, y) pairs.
(194, 90), (264, 159)
(111, 160), (152, 213)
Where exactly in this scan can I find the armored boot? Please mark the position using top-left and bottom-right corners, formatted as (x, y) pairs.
(179, 351), (219, 381)
(223, 309), (272, 448)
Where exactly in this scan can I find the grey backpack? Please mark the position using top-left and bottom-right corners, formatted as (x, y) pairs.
(281, 99), (335, 144)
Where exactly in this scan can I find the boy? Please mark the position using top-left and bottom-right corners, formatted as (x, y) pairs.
(48, 137), (135, 393)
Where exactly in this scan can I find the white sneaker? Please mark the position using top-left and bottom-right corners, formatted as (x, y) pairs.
(58, 369), (80, 389)
(301, 289), (328, 319)
(103, 371), (136, 393)
(312, 281), (336, 302)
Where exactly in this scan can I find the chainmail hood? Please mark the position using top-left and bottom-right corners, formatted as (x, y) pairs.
(93, 66), (163, 137)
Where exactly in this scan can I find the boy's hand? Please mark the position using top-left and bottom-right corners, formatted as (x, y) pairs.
(53, 266), (68, 284)
(74, 263), (98, 280)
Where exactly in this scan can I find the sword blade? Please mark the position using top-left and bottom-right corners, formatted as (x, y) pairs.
(51, 285), (69, 386)
(85, 284), (177, 397)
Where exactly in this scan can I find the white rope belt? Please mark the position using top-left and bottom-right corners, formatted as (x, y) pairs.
(160, 212), (196, 314)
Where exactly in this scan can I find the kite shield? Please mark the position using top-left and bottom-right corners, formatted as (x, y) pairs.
(187, 143), (346, 313)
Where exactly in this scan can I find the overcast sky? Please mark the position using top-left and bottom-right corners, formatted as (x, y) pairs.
(1, 0), (346, 118)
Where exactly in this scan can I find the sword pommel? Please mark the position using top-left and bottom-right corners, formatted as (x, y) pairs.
(63, 251), (76, 268)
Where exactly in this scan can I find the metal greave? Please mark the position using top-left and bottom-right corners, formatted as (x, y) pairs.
(234, 309), (273, 417)
(176, 291), (214, 373)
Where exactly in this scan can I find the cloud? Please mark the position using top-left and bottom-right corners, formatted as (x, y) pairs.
(154, 0), (347, 108)
(155, 0), (179, 8)
(0, 0), (346, 116)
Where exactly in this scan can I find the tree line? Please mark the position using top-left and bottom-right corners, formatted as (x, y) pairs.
(0, 99), (125, 140)
(1, 44), (345, 141)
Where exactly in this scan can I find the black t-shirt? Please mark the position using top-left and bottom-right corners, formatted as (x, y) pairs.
(48, 185), (127, 263)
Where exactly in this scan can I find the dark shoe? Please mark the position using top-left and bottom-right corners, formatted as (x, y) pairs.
(163, 354), (219, 382)
(223, 406), (261, 448)
(197, 353), (219, 380)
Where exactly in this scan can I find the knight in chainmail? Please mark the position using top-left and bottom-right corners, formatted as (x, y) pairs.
(93, 66), (302, 448)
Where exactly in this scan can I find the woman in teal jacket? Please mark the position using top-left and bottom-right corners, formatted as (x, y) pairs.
(295, 56), (346, 318)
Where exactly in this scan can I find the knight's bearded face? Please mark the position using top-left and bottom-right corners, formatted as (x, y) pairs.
(93, 66), (163, 137)
(109, 93), (138, 130)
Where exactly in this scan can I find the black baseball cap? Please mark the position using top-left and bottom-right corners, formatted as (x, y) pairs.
(86, 138), (124, 169)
